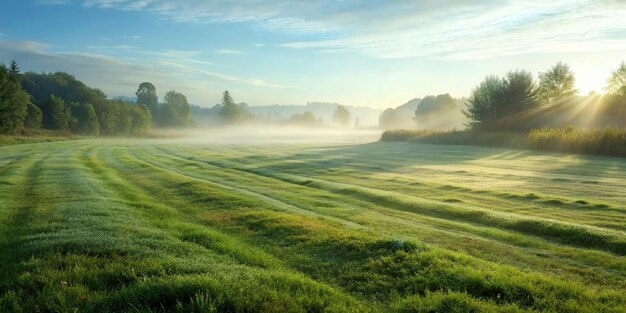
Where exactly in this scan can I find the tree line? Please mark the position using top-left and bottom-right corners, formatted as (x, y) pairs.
(214, 90), (354, 127)
(0, 60), (199, 136)
(464, 62), (626, 129)
(379, 61), (626, 131)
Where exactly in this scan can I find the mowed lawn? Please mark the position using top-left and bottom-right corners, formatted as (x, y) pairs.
(0, 138), (625, 312)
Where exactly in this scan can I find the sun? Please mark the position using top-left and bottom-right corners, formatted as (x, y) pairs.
(573, 66), (611, 95)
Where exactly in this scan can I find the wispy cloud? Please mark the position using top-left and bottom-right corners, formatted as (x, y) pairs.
(279, 0), (626, 60)
(79, 0), (340, 35)
(87, 45), (137, 50)
(156, 60), (284, 87)
(122, 35), (142, 39)
(0, 40), (285, 105)
(35, 0), (70, 5)
(68, 0), (626, 60)
(214, 49), (245, 55)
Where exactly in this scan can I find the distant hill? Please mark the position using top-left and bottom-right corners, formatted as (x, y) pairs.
(379, 96), (468, 130)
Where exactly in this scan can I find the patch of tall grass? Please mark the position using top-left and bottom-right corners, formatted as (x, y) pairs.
(381, 127), (626, 157)
(0, 135), (70, 146)
(380, 129), (527, 148)
(528, 127), (626, 157)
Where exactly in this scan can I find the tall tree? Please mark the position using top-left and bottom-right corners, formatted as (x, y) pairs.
(605, 61), (626, 97)
(331, 105), (351, 126)
(131, 104), (152, 134)
(219, 90), (250, 123)
(500, 70), (539, 115)
(0, 64), (29, 134)
(135, 82), (158, 113)
(464, 71), (538, 128)
(161, 90), (191, 126)
(44, 95), (71, 131)
(69, 102), (100, 135)
(8, 60), (20, 83)
(537, 62), (576, 104)
(24, 102), (42, 130)
(379, 108), (399, 130)
(289, 111), (319, 126)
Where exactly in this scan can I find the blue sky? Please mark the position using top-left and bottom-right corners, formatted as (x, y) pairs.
(0, 0), (625, 109)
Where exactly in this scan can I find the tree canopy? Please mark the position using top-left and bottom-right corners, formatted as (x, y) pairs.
(537, 62), (576, 104)
(136, 82), (159, 112)
(160, 90), (191, 127)
(331, 105), (351, 126)
(464, 70), (539, 128)
(289, 111), (320, 126)
(0, 64), (29, 134)
(218, 90), (251, 123)
(22, 70), (151, 135)
(379, 108), (400, 130)
(606, 62), (626, 97)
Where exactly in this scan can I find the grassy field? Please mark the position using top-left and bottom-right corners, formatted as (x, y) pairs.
(0, 138), (625, 312)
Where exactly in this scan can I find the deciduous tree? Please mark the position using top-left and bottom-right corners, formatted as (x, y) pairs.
(332, 105), (351, 126)
(537, 62), (576, 104)
(605, 61), (626, 97)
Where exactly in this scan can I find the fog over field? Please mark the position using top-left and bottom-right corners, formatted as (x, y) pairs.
(1, 1), (626, 312)
(154, 125), (382, 144)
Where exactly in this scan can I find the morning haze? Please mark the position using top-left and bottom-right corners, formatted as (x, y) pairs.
(0, 1), (625, 312)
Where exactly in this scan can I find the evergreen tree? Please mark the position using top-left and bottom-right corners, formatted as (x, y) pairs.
(8, 60), (20, 83)
(0, 64), (29, 134)
(219, 90), (250, 123)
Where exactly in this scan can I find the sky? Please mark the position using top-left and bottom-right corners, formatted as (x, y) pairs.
(0, 0), (625, 109)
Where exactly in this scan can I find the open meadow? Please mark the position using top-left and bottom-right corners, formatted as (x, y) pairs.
(1, 135), (625, 312)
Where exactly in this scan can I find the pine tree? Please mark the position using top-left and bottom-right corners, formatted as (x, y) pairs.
(0, 64), (29, 134)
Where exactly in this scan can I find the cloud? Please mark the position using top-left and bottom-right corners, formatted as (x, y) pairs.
(86, 45), (137, 50)
(122, 35), (142, 39)
(0, 40), (284, 105)
(214, 49), (245, 55)
(156, 60), (284, 87)
(69, 0), (626, 60)
(79, 0), (340, 35)
(279, 0), (626, 60)
(35, 0), (70, 5)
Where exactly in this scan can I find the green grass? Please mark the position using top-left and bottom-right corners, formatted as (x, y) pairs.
(0, 135), (71, 146)
(1, 139), (625, 312)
